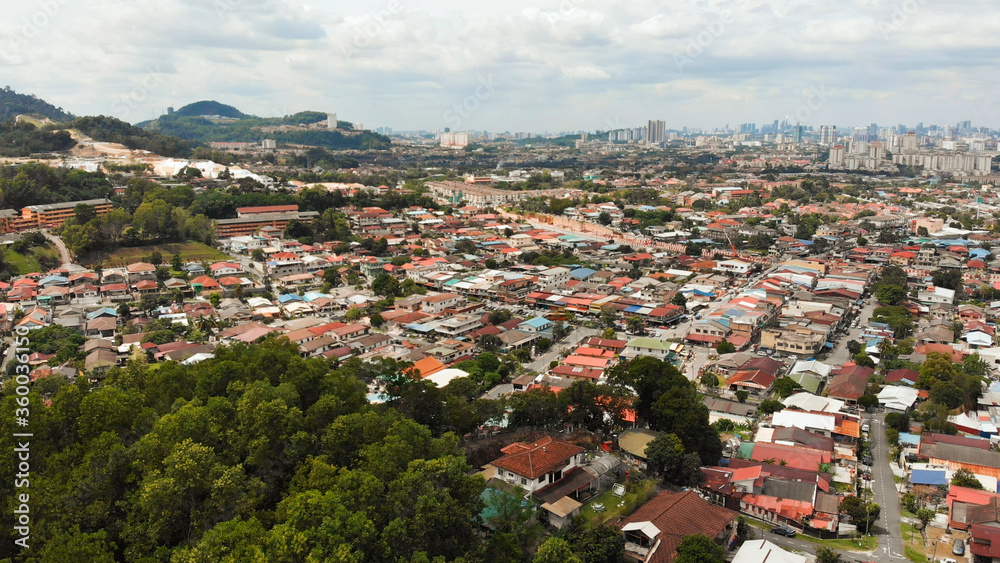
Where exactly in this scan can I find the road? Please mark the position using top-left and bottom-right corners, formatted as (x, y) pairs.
(41, 230), (72, 266)
(525, 327), (598, 372)
(869, 416), (907, 563)
(826, 298), (879, 366)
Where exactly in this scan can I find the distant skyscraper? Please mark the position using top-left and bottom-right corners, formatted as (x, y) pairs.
(819, 125), (838, 145)
(793, 125), (803, 143)
(327, 113), (337, 129)
(647, 120), (666, 143)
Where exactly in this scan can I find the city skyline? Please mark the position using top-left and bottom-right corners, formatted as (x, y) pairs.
(2, 0), (999, 132)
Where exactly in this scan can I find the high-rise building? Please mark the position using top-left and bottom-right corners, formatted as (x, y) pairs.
(793, 125), (803, 143)
(647, 120), (666, 143)
(327, 113), (337, 129)
(819, 125), (838, 145)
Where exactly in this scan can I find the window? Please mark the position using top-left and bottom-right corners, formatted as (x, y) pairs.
(521, 478), (527, 486)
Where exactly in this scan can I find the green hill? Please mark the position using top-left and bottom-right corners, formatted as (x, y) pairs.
(66, 115), (192, 157)
(0, 86), (73, 122)
(173, 100), (248, 119)
(142, 110), (390, 150)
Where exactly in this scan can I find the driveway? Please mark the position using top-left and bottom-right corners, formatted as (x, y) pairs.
(41, 230), (73, 265)
(525, 327), (598, 372)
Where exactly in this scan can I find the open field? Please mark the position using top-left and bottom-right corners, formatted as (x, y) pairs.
(4, 243), (62, 275)
(81, 242), (231, 267)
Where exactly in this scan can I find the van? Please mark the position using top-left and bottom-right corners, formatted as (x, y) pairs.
(862, 422), (870, 433)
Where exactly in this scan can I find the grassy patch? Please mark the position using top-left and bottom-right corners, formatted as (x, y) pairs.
(833, 482), (854, 493)
(577, 479), (657, 529)
(905, 546), (930, 563)
(4, 243), (62, 275)
(83, 242), (231, 267)
(894, 475), (903, 484)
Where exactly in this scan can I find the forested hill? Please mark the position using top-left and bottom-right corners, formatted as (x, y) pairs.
(142, 109), (392, 151)
(66, 116), (193, 158)
(173, 100), (248, 119)
(0, 87), (73, 122)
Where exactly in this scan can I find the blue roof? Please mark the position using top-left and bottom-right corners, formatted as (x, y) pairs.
(404, 323), (435, 332)
(970, 248), (991, 258)
(624, 305), (643, 313)
(39, 275), (68, 285)
(277, 294), (303, 303)
(570, 267), (597, 280)
(899, 432), (921, 446)
(86, 307), (117, 320)
(521, 317), (551, 328)
(910, 468), (947, 486)
(302, 292), (328, 302)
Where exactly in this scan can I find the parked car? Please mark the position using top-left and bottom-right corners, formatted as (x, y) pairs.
(953, 539), (965, 556)
(863, 456), (873, 466)
(771, 526), (797, 537)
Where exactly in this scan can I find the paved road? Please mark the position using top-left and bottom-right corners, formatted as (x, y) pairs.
(41, 230), (72, 266)
(870, 416), (907, 563)
(525, 327), (598, 372)
(826, 298), (879, 366)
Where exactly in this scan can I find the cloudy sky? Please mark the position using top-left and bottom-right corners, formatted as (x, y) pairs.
(1, 0), (998, 133)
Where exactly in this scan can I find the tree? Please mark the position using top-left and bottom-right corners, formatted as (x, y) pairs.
(371, 273), (401, 297)
(74, 203), (98, 225)
(735, 390), (748, 403)
(645, 433), (685, 482)
(772, 377), (802, 399)
(369, 313), (384, 328)
(875, 284), (907, 306)
(488, 309), (513, 325)
(759, 399), (785, 415)
(671, 292), (688, 308)
(675, 534), (724, 563)
(627, 316), (645, 335)
(700, 373), (719, 388)
(479, 334), (503, 352)
(534, 537), (582, 563)
(251, 249), (265, 262)
(858, 394), (879, 410)
(716, 340), (736, 354)
(815, 547), (840, 563)
(597, 211), (612, 226)
(929, 381), (965, 409)
(599, 305), (618, 329)
(170, 253), (183, 271)
(847, 340), (862, 355)
(208, 292), (221, 309)
(601, 328), (617, 339)
(566, 525), (624, 563)
(840, 496), (880, 533)
(952, 468), (984, 490)
(915, 508), (936, 530)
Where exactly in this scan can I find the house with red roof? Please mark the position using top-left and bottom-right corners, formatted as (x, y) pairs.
(488, 436), (586, 494)
(618, 490), (737, 563)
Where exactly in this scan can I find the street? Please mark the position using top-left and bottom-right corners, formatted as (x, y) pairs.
(869, 416), (907, 563)
(525, 326), (598, 372)
(826, 298), (879, 366)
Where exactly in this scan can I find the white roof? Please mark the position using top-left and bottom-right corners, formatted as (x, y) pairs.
(424, 368), (469, 388)
(732, 540), (807, 563)
(782, 393), (844, 414)
(182, 353), (215, 365)
(877, 386), (919, 410)
(771, 410), (835, 432)
(790, 359), (832, 378)
(622, 521), (661, 539)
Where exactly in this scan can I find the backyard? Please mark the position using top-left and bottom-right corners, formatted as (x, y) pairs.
(576, 478), (658, 529)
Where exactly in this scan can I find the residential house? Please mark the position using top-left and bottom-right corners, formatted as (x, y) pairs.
(619, 490), (737, 563)
(488, 436), (586, 494)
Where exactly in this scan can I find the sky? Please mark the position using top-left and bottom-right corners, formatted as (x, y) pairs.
(1, 0), (998, 133)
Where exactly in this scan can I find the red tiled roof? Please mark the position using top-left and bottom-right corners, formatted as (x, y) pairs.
(491, 436), (584, 480)
(618, 490), (737, 563)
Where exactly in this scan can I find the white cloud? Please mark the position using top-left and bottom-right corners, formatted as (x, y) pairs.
(0, 0), (995, 130)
